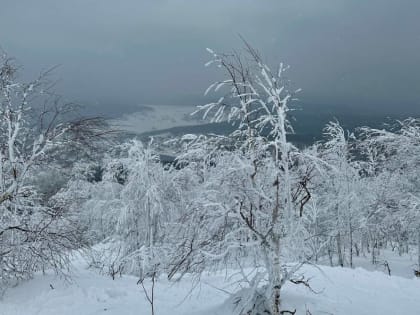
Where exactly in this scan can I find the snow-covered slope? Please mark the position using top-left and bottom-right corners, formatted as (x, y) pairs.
(1, 254), (420, 315)
(110, 105), (205, 135)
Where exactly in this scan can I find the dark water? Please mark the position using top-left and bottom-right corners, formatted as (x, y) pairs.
(139, 106), (414, 145)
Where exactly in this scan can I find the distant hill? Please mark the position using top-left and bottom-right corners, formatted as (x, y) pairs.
(112, 103), (419, 147)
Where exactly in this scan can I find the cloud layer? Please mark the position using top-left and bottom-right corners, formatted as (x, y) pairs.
(1, 0), (419, 114)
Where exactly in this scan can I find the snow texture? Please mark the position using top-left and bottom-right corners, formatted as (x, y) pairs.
(1, 253), (420, 315)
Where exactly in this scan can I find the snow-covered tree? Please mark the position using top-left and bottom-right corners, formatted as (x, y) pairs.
(314, 122), (364, 267)
(171, 45), (314, 315)
(60, 139), (184, 280)
(0, 53), (96, 289)
(358, 119), (420, 269)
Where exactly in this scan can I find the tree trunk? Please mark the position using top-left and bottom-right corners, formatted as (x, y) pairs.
(271, 239), (282, 315)
(371, 239), (377, 265)
(417, 227), (420, 269)
(327, 239), (333, 267)
(337, 233), (344, 267)
(349, 223), (353, 268)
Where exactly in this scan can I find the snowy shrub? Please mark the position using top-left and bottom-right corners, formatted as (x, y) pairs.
(169, 45), (316, 315)
(0, 53), (90, 290)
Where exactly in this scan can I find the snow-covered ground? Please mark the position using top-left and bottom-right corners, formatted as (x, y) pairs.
(1, 251), (420, 315)
(110, 105), (204, 135)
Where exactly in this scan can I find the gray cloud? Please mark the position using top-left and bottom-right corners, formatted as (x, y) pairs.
(1, 0), (419, 116)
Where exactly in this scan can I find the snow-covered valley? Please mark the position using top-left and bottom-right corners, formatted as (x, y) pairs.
(2, 14), (420, 315)
(110, 105), (204, 135)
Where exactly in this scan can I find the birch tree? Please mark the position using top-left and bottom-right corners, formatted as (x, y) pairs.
(0, 52), (103, 289)
(171, 45), (314, 315)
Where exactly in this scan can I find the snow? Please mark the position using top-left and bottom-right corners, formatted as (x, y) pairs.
(281, 266), (420, 315)
(351, 249), (419, 279)
(0, 257), (226, 315)
(110, 105), (205, 135)
(1, 253), (420, 315)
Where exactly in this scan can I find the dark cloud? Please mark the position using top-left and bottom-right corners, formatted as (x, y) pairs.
(1, 0), (419, 115)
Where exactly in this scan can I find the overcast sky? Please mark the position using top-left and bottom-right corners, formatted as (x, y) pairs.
(1, 0), (419, 116)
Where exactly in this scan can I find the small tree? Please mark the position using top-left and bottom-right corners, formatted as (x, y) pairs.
(64, 139), (183, 281)
(316, 122), (363, 267)
(358, 119), (420, 268)
(0, 52), (104, 289)
(171, 44), (314, 315)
